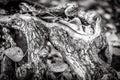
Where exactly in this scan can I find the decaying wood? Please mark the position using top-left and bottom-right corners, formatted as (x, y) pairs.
(0, 12), (110, 80)
(48, 25), (106, 80)
(0, 14), (49, 79)
(0, 2), (118, 80)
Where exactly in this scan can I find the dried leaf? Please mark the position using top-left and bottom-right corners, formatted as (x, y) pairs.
(4, 47), (24, 62)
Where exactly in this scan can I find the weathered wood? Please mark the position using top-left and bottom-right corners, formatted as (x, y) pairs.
(48, 16), (109, 80)
(0, 14), (49, 79)
(0, 2), (118, 80)
(0, 12), (109, 80)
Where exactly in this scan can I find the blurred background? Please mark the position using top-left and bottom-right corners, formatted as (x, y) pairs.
(0, 0), (120, 30)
